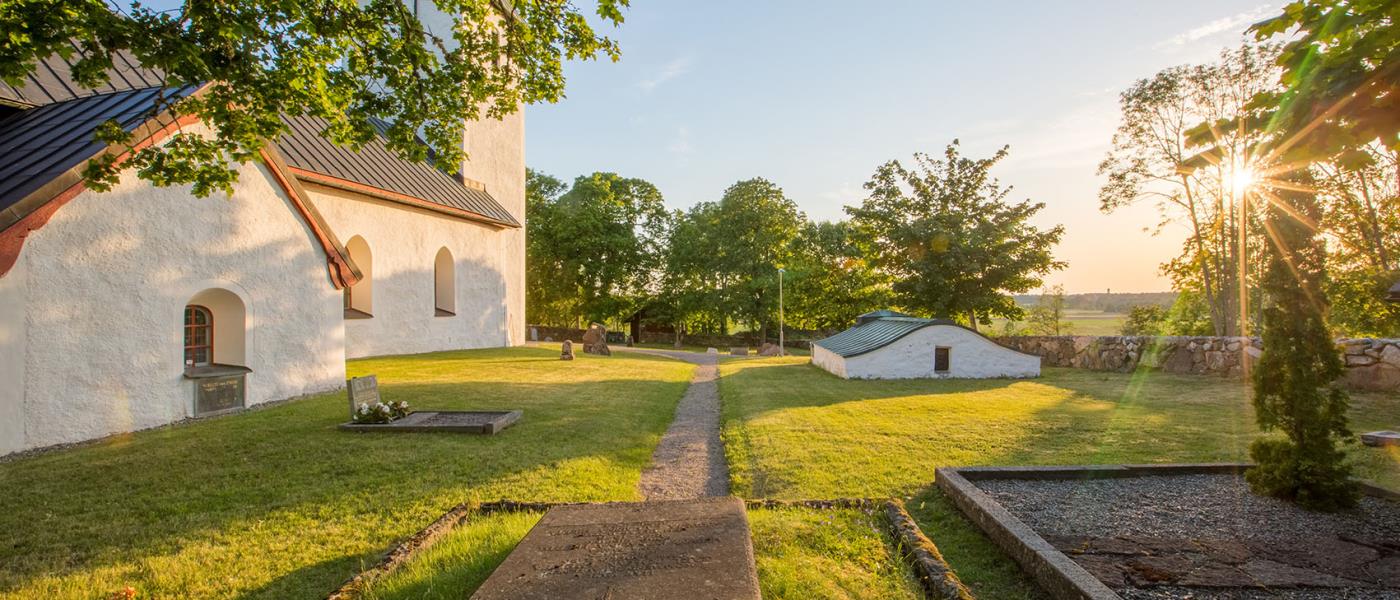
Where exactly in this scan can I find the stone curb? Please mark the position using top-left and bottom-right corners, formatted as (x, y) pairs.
(936, 467), (1120, 600)
(885, 499), (976, 600)
(936, 463), (1400, 600)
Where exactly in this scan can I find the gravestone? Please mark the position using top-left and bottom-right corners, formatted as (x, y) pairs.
(560, 340), (575, 361)
(471, 497), (761, 600)
(731, 347), (749, 356)
(706, 347), (719, 355)
(757, 343), (783, 357)
(583, 323), (611, 356)
(194, 374), (245, 416)
(347, 375), (380, 418)
(1362, 430), (1400, 447)
(530, 326), (538, 341)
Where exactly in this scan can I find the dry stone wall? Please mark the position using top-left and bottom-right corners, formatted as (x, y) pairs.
(995, 335), (1400, 391)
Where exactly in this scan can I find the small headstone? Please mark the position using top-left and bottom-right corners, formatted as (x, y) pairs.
(731, 347), (749, 356)
(706, 347), (719, 355)
(1361, 430), (1400, 447)
(347, 375), (380, 418)
(529, 326), (538, 341)
(560, 340), (575, 361)
(471, 497), (761, 600)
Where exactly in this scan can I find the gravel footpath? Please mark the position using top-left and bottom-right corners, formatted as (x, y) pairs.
(976, 474), (1400, 542)
(621, 348), (731, 500)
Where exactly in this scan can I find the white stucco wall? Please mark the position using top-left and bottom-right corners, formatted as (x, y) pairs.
(461, 112), (525, 346)
(312, 186), (517, 358)
(820, 325), (1041, 380)
(810, 343), (847, 378)
(3, 152), (347, 453)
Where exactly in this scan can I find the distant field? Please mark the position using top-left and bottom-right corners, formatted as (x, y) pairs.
(989, 309), (1127, 336)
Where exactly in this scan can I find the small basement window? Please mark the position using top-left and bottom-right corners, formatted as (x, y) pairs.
(934, 346), (950, 373)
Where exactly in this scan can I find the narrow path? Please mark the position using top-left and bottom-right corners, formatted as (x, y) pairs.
(618, 348), (730, 500)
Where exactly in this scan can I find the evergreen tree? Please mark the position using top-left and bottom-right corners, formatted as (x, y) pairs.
(1246, 180), (1358, 511)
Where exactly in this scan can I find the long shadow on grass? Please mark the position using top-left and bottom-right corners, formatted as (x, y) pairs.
(0, 353), (690, 599)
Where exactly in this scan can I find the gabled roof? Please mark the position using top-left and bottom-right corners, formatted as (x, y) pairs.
(1388, 278), (1400, 303)
(276, 115), (519, 227)
(0, 45), (166, 108)
(0, 85), (199, 228)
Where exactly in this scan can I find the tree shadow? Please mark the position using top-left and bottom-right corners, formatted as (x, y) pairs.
(0, 349), (692, 599)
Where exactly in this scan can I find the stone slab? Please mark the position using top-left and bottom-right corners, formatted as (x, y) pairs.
(470, 497), (761, 600)
(338, 410), (520, 434)
(1362, 430), (1400, 447)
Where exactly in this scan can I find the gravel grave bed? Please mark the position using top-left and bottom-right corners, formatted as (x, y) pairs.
(975, 474), (1400, 599)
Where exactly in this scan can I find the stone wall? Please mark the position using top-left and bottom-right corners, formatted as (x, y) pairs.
(995, 335), (1400, 391)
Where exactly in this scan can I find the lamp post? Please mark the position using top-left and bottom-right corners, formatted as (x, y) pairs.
(778, 268), (785, 357)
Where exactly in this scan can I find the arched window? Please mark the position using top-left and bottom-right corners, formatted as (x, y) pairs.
(434, 247), (455, 316)
(345, 235), (373, 318)
(184, 305), (213, 367)
(184, 288), (247, 370)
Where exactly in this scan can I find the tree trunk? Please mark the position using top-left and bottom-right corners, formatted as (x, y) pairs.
(674, 323), (683, 349)
(967, 311), (979, 332)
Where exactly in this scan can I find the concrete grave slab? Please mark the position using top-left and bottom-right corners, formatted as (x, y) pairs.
(1362, 430), (1400, 447)
(339, 410), (520, 434)
(470, 496), (761, 600)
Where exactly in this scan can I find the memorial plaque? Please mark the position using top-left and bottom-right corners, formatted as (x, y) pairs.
(347, 375), (381, 418)
(471, 497), (761, 600)
(195, 375), (245, 416)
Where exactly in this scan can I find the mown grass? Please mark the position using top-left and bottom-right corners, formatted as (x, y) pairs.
(0, 347), (693, 600)
(719, 357), (1400, 598)
(748, 506), (922, 599)
(361, 511), (543, 600)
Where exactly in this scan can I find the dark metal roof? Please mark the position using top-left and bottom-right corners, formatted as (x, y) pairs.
(0, 85), (196, 222)
(814, 315), (972, 358)
(856, 309), (912, 325)
(0, 45), (166, 108)
(1388, 279), (1400, 303)
(275, 115), (519, 227)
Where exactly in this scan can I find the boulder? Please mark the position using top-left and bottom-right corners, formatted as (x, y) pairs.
(1381, 344), (1400, 367)
(757, 343), (783, 357)
(1343, 364), (1400, 391)
(582, 323), (611, 356)
(730, 347), (749, 356)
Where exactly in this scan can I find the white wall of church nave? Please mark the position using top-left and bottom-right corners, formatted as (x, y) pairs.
(4, 158), (346, 453)
(311, 187), (517, 359)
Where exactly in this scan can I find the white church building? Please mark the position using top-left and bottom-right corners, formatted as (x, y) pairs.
(0, 49), (525, 455)
(812, 310), (1041, 380)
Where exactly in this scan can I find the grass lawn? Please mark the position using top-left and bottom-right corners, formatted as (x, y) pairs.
(990, 309), (1128, 336)
(632, 341), (812, 357)
(0, 347), (693, 600)
(719, 357), (1400, 598)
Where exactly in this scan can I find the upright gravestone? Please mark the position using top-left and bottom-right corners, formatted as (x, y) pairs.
(583, 323), (611, 356)
(471, 497), (761, 600)
(347, 375), (381, 419)
(560, 340), (575, 361)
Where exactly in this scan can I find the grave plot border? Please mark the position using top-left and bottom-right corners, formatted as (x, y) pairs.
(326, 497), (971, 600)
(338, 410), (522, 435)
(935, 463), (1400, 600)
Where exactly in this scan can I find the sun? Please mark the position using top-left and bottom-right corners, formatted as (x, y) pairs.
(1227, 165), (1257, 197)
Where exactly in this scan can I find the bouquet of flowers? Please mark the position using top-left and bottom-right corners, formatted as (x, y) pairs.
(352, 400), (410, 424)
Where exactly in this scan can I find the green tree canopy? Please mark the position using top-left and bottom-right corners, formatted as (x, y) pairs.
(847, 142), (1064, 329)
(1251, 0), (1399, 163)
(784, 220), (890, 331)
(526, 171), (670, 325)
(0, 0), (625, 195)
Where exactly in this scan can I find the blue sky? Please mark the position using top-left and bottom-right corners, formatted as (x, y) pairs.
(524, 1), (1285, 293)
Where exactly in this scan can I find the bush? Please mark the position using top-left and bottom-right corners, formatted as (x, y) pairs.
(1120, 305), (1166, 336)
